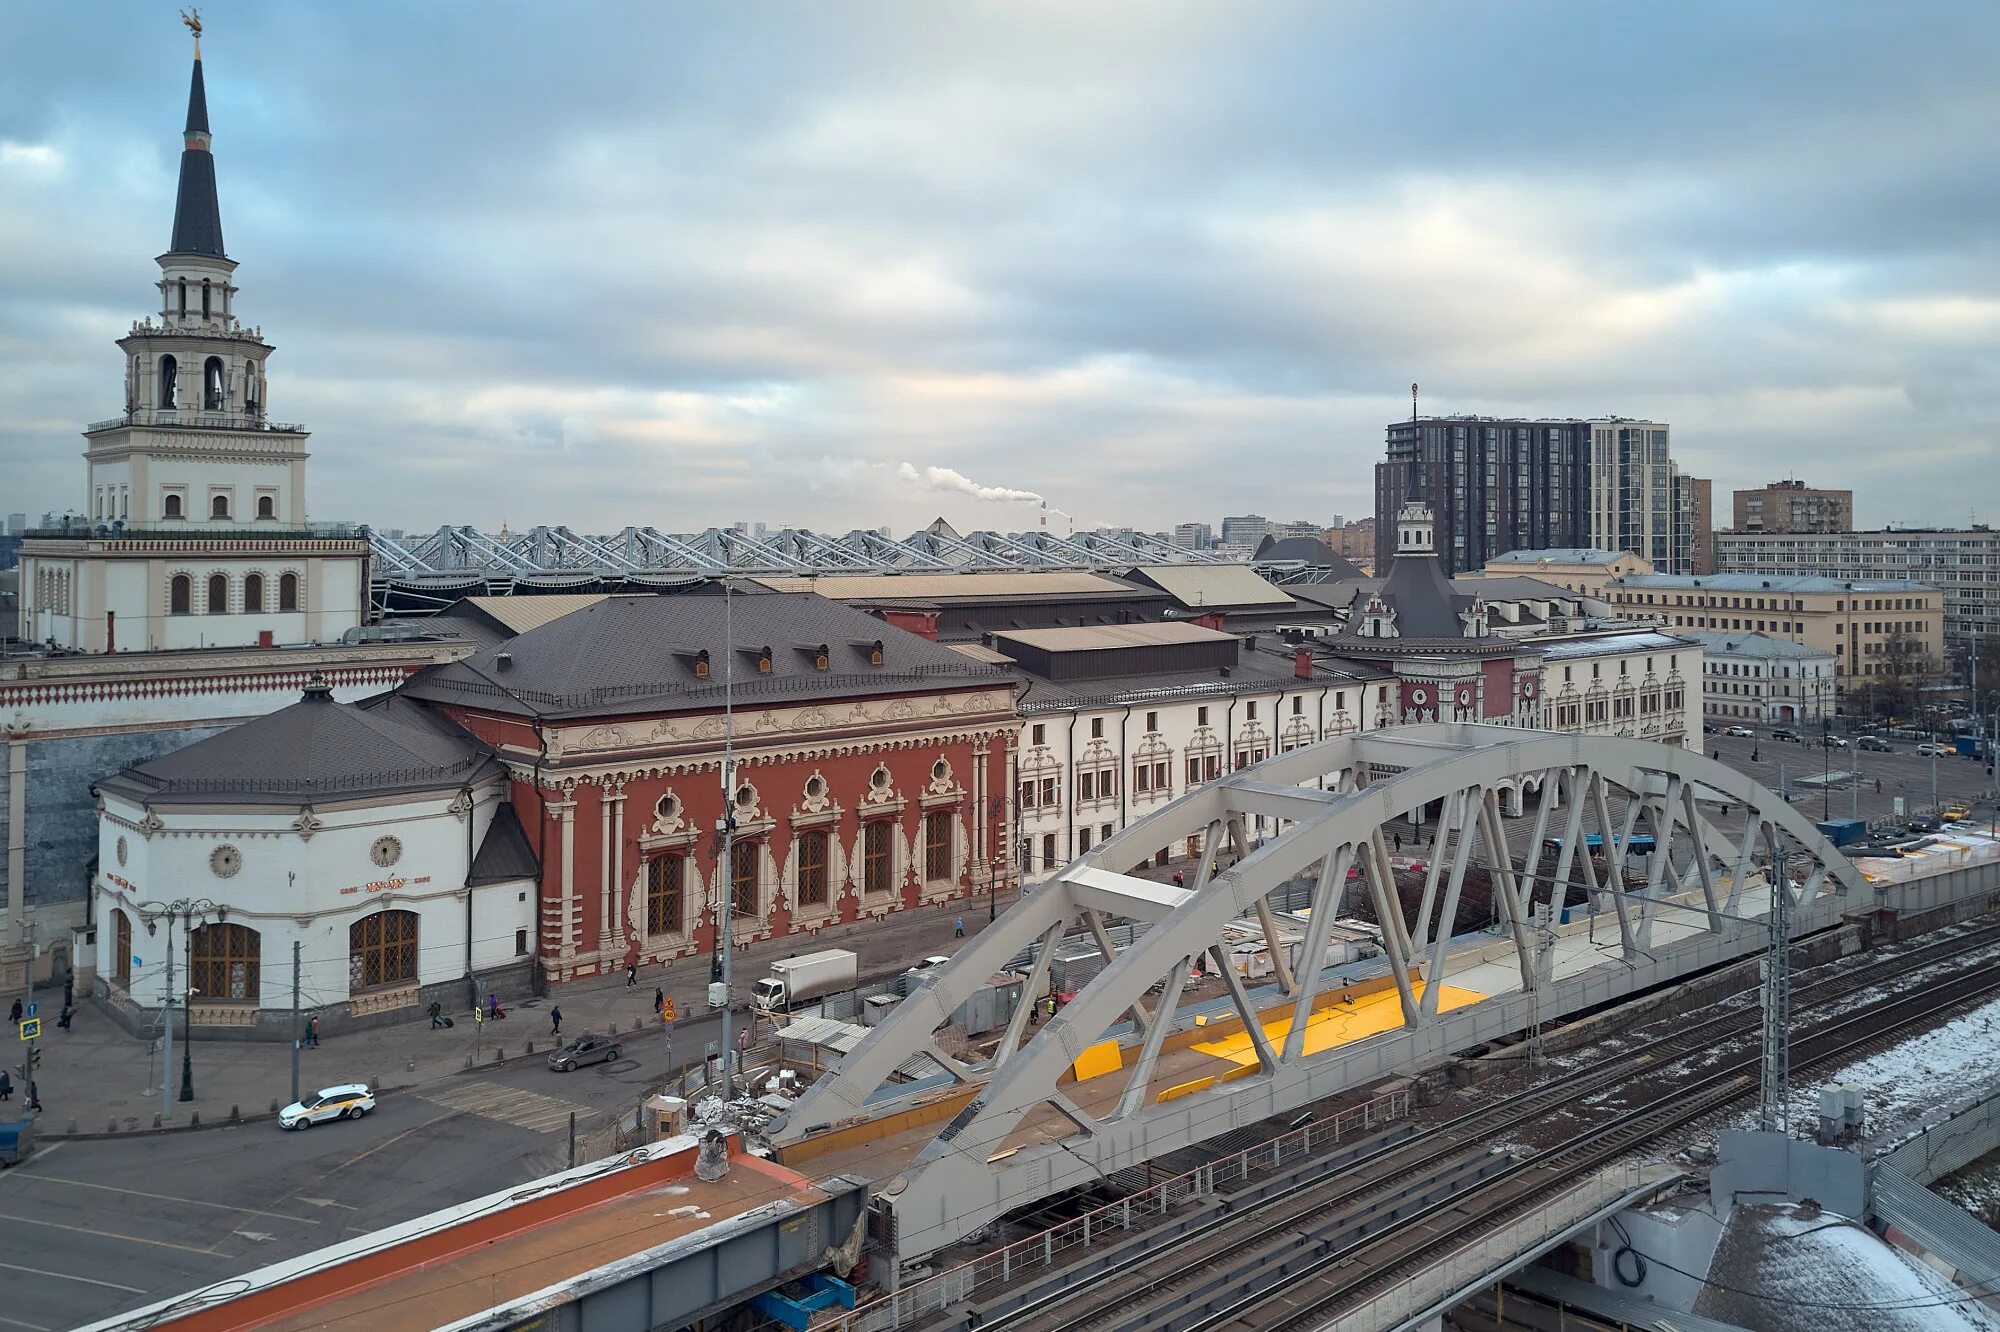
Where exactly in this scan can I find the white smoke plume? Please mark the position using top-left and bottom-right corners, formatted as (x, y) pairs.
(894, 463), (1044, 505)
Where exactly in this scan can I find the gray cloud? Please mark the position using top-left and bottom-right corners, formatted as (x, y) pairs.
(2, 0), (1996, 536)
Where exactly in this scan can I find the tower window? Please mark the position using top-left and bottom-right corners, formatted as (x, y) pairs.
(163, 493), (183, 519)
(201, 279), (211, 319)
(243, 573), (264, 613)
(159, 355), (178, 408)
(256, 495), (275, 519)
(177, 279), (187, 318)
(278, 573), (299, 612)
(206, 574), (228, 614)
(210, 494), (230, 519)
(203, 357), (225, 411)
(169, 575), (191, 615)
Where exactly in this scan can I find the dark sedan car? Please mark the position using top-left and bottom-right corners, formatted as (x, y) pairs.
(547, 1033), (622, 1072)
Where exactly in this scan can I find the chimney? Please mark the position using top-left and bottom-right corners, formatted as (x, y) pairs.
(1295, 646), (1313, 679)
(495, 651), (513, 672)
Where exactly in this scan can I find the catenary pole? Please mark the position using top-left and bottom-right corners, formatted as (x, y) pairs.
(290, 939), (301, 1104)
(714, 577), (737, 1101)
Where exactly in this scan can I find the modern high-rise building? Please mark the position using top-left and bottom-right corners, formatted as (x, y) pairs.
(1713, 527), (1999, 652)
(1170, 521), (1214, 551)
(1687, 477), (1714, 574)
(1376, 416), (1702, 575)
(1731, 480), (1855, 534)
(1219, 514), (1271, 548)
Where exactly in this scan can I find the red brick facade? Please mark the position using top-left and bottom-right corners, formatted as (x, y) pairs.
(444, 685), (1017, 985)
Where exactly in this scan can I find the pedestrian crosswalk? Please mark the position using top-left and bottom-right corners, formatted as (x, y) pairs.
(420, 1080), (595, 1135)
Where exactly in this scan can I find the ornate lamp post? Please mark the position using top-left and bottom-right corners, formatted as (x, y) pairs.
(136, 897), (222, 1105)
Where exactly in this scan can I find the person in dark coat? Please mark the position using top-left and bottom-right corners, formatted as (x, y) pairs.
(626, 964), (637, 987)
(7, 1000), (19, 1027)
(550, 1005), (563, 1037)
(429, 1001), (445, 1029)
(0, 1069), (11, 1100)
(654, 987), (665, 1015)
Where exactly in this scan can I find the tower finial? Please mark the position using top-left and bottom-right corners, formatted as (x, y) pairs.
(182, 8), (202, 58)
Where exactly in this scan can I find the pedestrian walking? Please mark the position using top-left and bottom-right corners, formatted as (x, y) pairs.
(487, 993), (503, 1021)
(1394, 832), (1403, 853)
(1173, 871), (1184, 888)
(7, 1000), (18, 1026)
(57, 1005), (72, 1031)
(550, 1005), (563, 1037)
(429, 1001), (445, 1029)
(306, 1014), (320, 1048)
(626, 963), (638, 987)
(0, 1069), (11, 1101)
(954, 915), (965, 938)
(62, 978), (73, 1010)
(1876, 778), (1883, 795)
(654, 987), (665, 1014)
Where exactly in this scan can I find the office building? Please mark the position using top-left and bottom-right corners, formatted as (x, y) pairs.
(1713, 527), (1998, 655)
(1688, 476), (1714, 574)
(1220, 514), (1271, 548)
(1677, 630), (1836, 725)
(1731, 480), (1854, 535)
(1170, 522), (1214, 551)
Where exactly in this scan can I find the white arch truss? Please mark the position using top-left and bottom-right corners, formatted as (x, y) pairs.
(770, 724), (1873, 1261)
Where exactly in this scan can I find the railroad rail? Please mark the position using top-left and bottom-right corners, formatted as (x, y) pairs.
(957, 918), (2000, 1332)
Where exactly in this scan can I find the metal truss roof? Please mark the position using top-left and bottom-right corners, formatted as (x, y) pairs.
(364, 523), (1236, 584)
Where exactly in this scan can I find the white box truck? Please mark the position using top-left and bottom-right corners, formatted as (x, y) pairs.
(751, 948), (860, 1018)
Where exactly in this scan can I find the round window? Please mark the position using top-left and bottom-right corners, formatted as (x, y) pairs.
(116, 835), (128, 867)
(210, 844), (242, 879)
(655, 793), (679, 821)
(805, 776), (826, 799)
(371, 835), (403, 868)
(931, 759), (949, 782)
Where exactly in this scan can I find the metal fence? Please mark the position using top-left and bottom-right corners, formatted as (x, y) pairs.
(829, 1087), (1414, 1332)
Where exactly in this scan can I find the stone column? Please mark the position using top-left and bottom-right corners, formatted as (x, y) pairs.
(550, 796), (578, 971)
(598, 783), (615, 964)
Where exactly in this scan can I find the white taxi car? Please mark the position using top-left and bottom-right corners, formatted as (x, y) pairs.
(279, 1082), (376, 1130)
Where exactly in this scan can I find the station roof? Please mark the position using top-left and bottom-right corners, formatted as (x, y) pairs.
(1487, 547), (1635, 566)
(1613, 573), (1936, 594)
(991, 622), (1235, 653)
(756, 571), (1142, 602)
(1124, 564), (1294, 610)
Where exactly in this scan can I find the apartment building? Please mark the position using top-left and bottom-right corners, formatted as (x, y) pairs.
(1713, 527), (1998, 652)
(1731, 480), (1854, 535)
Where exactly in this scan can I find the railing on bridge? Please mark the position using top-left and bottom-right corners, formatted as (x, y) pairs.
(829, 1087), (1414, 1332)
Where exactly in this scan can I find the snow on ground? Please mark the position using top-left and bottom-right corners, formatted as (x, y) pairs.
(1695, 1202), (2000, 1332)
(1936, 1151), (2000, 1227)
(1807, 996), (2000, 1132)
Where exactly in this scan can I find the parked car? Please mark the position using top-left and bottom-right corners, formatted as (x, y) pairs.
(1772, 728), (1800, 742)
(1822, 735), (1849, 749)
(1917, 742), (1949, 757)
(279, 1083), (375, 1130)
(1724, 725), (1754, 738)
(901, 956), (953, 983)
(1856, 736), (1891, 752)
(547, 1034), (621, 1072)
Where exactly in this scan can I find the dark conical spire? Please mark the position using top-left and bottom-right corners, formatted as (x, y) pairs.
(169, 45), (226, 257)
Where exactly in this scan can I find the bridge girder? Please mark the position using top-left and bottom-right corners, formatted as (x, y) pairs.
(770, 724), (1871, 1262)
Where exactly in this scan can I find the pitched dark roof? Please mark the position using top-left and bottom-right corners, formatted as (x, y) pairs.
(468, 802), (540, 885)
(168, 55), (226, 257)
(1337, 547), (1465, 641)
(1253, 536), (1366, 581)
(98, 685), (496, 806)
(400, 592), (1013, 720)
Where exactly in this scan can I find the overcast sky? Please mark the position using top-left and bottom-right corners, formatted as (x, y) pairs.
(3, 2), (1996, 538)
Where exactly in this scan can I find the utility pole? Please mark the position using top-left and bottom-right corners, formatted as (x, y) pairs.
(710, 577), (737, 1102)
(290, 939), (302, 1105)
(18, 923), (36, 1113)
(1759, 843), (1791, 1134)
(160, 921), (175, 1121)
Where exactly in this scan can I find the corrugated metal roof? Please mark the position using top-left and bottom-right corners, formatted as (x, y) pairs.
(755, 572), (1138, 600)
(1128, 564), (1293, 608)
(993, 622), (1236, 652)
(1487, 547), (1635, 566)
(1677, 629), (1835, 660)
(1534, 630), (1696, 659)
(464, 594), (609, 634)
(1871, 1164), (2000, 1297)
(1615, 573), (1935, 594)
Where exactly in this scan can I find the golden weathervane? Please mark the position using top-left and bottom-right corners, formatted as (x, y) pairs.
(182, 8), (202, 55)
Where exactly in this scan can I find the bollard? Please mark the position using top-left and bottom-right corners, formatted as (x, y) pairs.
(493, 1048), (504, 1063)
(66, 1118), (77, 1135)
(190, 1111), (200, 1126)
(527, 1041), (536, 1055)
(109, 1118), (118, 1134)
(153, 1113), (163, 1129)
(270, 1099), (279, 1114)
(610, 1022), (619, 1035)
(464, 1053), (475, 1069)
(229, 1105), (241, 1122)
(406, 1056), (416, 1072)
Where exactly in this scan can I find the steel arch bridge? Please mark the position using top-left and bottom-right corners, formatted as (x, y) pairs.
(770, 724), (1873, 1261)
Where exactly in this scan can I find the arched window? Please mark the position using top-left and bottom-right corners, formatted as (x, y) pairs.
(730, 841), (759, 919)
(114, 911), (132, 987)
(863, 821), (894, 894)
(243, 573), (264, 613)
(924, 811), (953, 883)
(206, 574), (228, 613)
(210, 493), (230, 519)
(256, 495), (275, 519)
(278, 572), (299, 611)
(164, 492), (183, 519)
(203, 357), (225, 411)
(177, 278), (187, 318)
(189, 922), (260, 1002)
(349, 909), (418, 991)
(201, 278), (211, 319)
(169, 574), (192, 615)
(796, 830), (829, 907)
(159, 354), (178, 408)
(645, 855), (683, 936)
(244, 363), (259, 410)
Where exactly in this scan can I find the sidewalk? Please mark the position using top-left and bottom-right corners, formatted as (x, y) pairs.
(19, 889), (1022, 1138)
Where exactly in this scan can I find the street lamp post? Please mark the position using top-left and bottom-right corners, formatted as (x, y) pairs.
(135, 897), (221, 1110)
(987, 794), (1007, 924)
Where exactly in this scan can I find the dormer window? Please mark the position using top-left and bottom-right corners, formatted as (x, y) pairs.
(814, 644), (830, 671)
(693, 650), (710, 679)
(757, 647), (773, 674)
(869, 640), (884, 667)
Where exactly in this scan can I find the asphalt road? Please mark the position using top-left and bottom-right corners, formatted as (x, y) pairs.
(1698, 727), (1997, 827)
(0, 1004), (744, 1329)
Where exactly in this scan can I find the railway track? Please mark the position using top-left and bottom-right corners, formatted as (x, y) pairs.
(1192, 960), (2000, 1332)
(985, 918), (2000, 1332)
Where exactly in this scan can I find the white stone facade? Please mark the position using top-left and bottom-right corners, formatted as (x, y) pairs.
(1536, 630), (1700, 751)
(94, 781), (533, 1030)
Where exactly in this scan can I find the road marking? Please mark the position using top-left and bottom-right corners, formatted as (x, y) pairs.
(420, 1080), (599, 1134)
(0, 1313), (53, 1330)
(0, 1258), (145, 1294)
(0, 1211), (215, 1255)
(236, 1231), (275, 1242)
(7, 1174), (318, 1224)
(296, 1196), (359, 1210)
